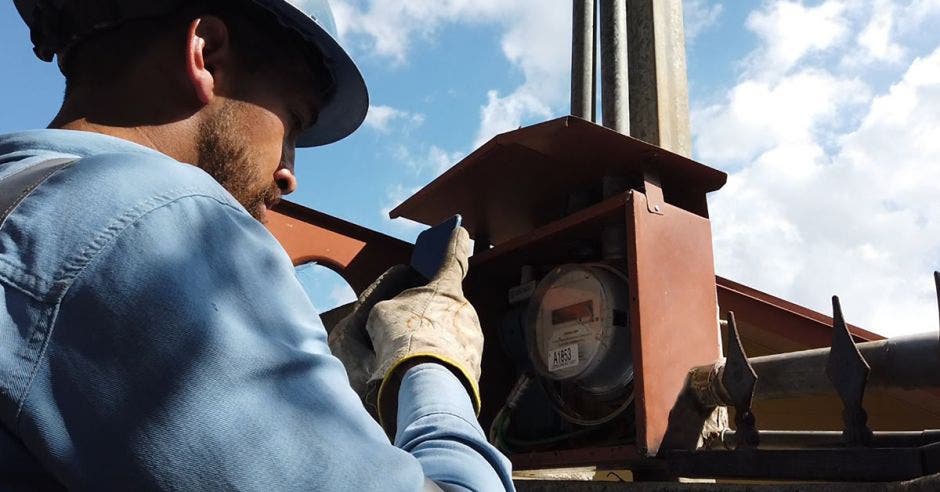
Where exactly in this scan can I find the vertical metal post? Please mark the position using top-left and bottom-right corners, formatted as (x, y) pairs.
(591, 7), (598, 123)
(599, 0), (628, 133)
(625, 0), (692, 157)
(571, 0), (595, 120)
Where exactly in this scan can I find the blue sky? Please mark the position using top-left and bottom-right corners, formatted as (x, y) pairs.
(2, 1), (940, 336)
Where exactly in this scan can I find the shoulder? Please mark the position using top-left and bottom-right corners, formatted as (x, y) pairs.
(65, 151), (238, 209)
(0, 151), (251, 300)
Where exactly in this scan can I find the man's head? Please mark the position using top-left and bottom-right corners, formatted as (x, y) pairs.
(16, 0), (368, 221)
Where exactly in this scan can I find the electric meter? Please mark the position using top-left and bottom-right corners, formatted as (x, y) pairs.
(526, 264), (634, 399)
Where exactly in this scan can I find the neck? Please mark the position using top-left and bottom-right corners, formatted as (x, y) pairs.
(49, 91), (203, 165)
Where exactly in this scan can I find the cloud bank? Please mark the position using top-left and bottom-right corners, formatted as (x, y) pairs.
(697, 0), (940, 336)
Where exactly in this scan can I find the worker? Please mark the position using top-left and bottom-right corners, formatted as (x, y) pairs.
(0, 1), (513, 490)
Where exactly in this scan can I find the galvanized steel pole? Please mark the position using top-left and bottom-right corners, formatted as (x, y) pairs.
(599, 0), (627, 133)
(625, 0), (692, 157)
(571, 0), (595, 121)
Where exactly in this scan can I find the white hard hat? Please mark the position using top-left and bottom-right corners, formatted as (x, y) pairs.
(14, 0), (368, 147)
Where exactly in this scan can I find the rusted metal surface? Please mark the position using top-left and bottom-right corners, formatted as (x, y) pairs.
(266, 200), (411, 294)
(722, 312), (758, 448)
(390, 117), (726, 245)
(626, 192), (721, 457)
(826, 297), (873, 445)
(715, 277), (882, 347)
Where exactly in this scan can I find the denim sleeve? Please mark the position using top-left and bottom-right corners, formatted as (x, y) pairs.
(20, 194), (513, 491)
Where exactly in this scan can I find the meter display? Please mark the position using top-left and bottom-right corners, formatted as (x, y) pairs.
(526, 264), (634, 399)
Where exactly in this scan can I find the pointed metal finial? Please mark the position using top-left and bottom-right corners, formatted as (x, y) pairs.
(934, 272), (939, 330)
(826, 296), (873, 446)
(721, 312), (759, 448)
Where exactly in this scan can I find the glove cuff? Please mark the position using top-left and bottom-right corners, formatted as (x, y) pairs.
(376, 354), (482, 434)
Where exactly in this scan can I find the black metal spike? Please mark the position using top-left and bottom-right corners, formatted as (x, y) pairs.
(934, 272), (939, 360)
(826, 296), (873, 446)
(721, 312), (759, 448)
(934, 272), (939, 331)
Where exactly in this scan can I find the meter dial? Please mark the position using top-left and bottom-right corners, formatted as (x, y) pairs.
(526, 264), (634, 398)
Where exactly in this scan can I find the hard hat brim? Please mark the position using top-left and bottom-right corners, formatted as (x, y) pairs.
(262, 1), (369, 147)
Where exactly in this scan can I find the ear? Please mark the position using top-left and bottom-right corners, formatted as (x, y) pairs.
(185, 16), (232, 105)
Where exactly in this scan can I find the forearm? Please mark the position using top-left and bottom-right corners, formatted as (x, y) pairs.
(396, 364), (514, 491)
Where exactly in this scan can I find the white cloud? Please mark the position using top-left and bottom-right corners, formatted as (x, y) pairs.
(698, 1), (940, 337)
(333, 0), (571, 153)
(331, 0), (509, 64)
(855, 0), (904, 63)
(392, 143), (464, 176)
(363, 104), (425, 133)
(475, 89), (552, 147)
(683, 0), (723, 43)
(472, 3), (571, 145)
(380, 183), (426, 236)
(745, 0), (849, 76)
(694, 70), (869, 165)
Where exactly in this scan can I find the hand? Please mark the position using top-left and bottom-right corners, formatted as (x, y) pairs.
(328, 265), (422, 415)
(366, 227), (485, 434)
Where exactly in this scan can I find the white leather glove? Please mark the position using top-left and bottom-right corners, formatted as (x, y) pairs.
(367, 226), (485, 431)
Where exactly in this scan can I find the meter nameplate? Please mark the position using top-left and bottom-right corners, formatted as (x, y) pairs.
(549, 324), (593, 345)
(547, 343), (580, 372)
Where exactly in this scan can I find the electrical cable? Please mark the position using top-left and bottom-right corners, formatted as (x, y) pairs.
(489, 373), (627, 452)
(536, 374), (634, 426)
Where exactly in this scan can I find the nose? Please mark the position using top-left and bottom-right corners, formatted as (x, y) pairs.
(274, 166), (297, 195)
(276, 141), (298, 195)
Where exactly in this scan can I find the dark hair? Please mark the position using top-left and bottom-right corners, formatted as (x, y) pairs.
(61, 0), (333, 100)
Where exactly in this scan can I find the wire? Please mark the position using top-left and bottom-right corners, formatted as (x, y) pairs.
(536, 375), (634, 426)
(489, 373), (616, 452)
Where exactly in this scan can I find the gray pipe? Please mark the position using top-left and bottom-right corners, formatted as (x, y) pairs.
(750, 332), (940, 400)
(571, 0), (595, 120)
(691, 332), (940, 405)
(599, 0), (627, 133)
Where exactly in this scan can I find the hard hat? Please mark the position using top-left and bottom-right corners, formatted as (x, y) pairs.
(13, 0), (368, 147)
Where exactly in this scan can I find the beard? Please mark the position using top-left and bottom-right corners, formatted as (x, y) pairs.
(195, 101), (280, 222)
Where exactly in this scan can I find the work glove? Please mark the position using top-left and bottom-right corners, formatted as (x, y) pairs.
(367, 226), (485, 435)
(328, 265), (422, 415)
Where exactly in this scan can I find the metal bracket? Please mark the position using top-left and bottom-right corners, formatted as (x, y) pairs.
(826, 296), (873, 446)
(721, 312), (759, 448)
(643, 164), (664, 215)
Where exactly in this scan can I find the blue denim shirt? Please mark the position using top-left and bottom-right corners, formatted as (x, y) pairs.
(0, 130), (513, 491)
